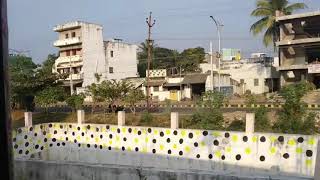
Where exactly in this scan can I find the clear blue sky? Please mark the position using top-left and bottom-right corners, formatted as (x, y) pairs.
(8, 0), (319, 63)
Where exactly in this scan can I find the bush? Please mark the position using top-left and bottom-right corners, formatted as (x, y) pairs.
(244, 90), (256, 106)
(191, 109), (224, 130)
(254, 107), (271, 132)
(66, 94), (85, 111)
(227, 118), (245, 131)
(140, 111), (153, 123)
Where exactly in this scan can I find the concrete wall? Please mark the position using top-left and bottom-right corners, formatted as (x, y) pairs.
(12, 123), (318, 178)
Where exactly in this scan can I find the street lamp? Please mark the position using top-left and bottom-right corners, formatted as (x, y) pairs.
(209, 16), (223, 92)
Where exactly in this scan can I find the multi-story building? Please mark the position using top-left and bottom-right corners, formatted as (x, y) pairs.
(52, 21), (138, 93)
(276, 11), (320, 88)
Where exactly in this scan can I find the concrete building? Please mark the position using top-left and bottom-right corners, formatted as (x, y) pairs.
(52, 21), (138, 93)
(276, 11), (320, 88)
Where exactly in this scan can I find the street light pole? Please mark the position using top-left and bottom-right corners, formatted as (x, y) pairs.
(210, 41), (214, 91)
(210, 16), (223, 92)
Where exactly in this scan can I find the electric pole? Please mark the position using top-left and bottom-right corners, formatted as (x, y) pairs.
(146, 12), (156, 112)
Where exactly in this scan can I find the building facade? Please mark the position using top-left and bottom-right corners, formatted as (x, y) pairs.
(276, 11), (320, 88)
(52, 21), (138, 93)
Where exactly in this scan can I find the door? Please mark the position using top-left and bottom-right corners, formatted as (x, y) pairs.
(170, 90), (178, 101)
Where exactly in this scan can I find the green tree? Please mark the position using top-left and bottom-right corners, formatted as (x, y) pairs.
(177, 47), (205, 72)
(250, 0), (307, 46)
(124, 88), (145, 114)
(273, 81), (316, 134)
(66, 94), (85, 111)
(254, 107), (271, 132)
(35, 86), (66, 113)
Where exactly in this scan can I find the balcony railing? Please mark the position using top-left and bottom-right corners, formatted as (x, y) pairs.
(55, 55), (82, 64)
(53, 37), (81, 47)
(53, 21), (81, 32)
(66, 73), (84, 80)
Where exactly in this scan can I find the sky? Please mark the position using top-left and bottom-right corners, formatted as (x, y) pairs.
(8, 0), (320, 63)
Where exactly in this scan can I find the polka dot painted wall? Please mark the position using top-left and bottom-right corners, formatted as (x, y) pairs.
(12, 123), (318, 177)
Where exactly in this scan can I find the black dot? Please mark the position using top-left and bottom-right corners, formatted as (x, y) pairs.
(99, 145), (103, 149)
(221, 155), (226, 160)
(72, 132), (76, 136)
(57, 143), (60, 146)
(14, 144), (18, 149)
(49, 124), (52, 128)
(29, 127), (33, 131)
(65, 137), (69, 141)
(179, 139), (183, 144)
(87, 125), (91, 130)
(173, 130), (178, 135)
(128, 128), (132, 133)
(188, 133), (193, 139)
(25, 150), (29, 155)
(109, 134), (113, 139)
(213, 140), (219, 146)
(208, 154), (213, 159)
(106, 125), (110, 130)
(108, 146), (112, 150)
(160, 132), (164, 137)
(138, 131), (142, 135)
(69, 124), (72, 128)
(179, 151), (183, 156)
(194, 142), (198, 147)
(64, 131), (67, 135)
(40, 125), (43, 129)
(297, 137), (304, 143)
(91, 134), (94, 138)
(74, 139), (77, 143)
(278, 136), (284, 142)
(122, 146), (125, 151)
(50, 144), (53, 147)
(283, 153), (289, 159)
(152, 139), (157, 143)
(147, 128), (152, 133)
(117, 128), (120, 133)
(243, 136), (248, 142)
(40, 146), (44, 150)
(168, 150), (172, 154)
(100, 135), (103, 139)
(225, 132), (230, 138)
(24, 135), (28, 139)
(87, 144), (90, 148)
(44, 138), (47, 142)
(167, 138), (171, 143)
(35, 145), (39, 149)
(13, 138), (16, 142)
(34, 133), (38, 137)
(260, 156), (265, 161)
(62, 142), (66, 146)
(18, 129), (22, 133)
(123, 137), (127, 141)
(236, 154), (241, 160)
(202, 131), (208, 136)
(196, 154), (200, 158)
(19, 150), (23, 154)
(60, 125), (63, 129)
(42, 131), (46, 135)
(25, 142), (29, 147)
(78, 144), (81, 147)
(306, 150), (313, 157)
(135, 147), (139, 152)
(77, 127), (80, 131)
(81, 132), (85, 136)
(53, 130), (57, 134)
(94, 144), (98, 148)
(96, 128), (99, 132)
(260, 136), (266, 142)
(152, 149), (156, 154)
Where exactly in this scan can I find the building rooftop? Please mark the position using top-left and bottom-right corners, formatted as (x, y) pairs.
(276, 11), (320, 22)
(53, 21), (102, 32)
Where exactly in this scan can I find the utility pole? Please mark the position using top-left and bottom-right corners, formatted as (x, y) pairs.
(210, 41), (214, 91)
(146, 12), (156, 111)
(69, 56), (74, 95)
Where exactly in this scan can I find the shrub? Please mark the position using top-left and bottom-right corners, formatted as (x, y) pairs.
(191, 109), (224, 130)
(254, 107), (271, 132)
(66, 94), (85, 111)
(227, 118), (245, 131)
(140, 111), (153, 123)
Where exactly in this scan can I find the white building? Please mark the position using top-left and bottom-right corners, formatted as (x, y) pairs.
(52, 21), (138, 93)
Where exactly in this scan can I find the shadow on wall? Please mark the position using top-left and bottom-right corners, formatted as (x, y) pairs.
(12, 123), (318, 180)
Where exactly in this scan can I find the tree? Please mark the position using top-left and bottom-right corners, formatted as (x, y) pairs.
(124, 88), (145, 114)
(254, 107), (271, 132)
(273, 81), (316, 134)
(177, 47), (205, 72)
(66, 94), (85, 112)
(250, 0), (307, 46)
(35, 86), (66, 113)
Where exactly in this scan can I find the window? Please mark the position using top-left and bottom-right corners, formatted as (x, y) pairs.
(72, 49), (77, 55)
(66, 50), (70, 56)
(110, 51), (114, 58)
(153, 86), (159, 92)
(65, 33), (69, 39)
(71, 32), (76, 37)
(254, 79), (259, 86)
(240, 79), (244, 84)
(109, 67), (114, 73)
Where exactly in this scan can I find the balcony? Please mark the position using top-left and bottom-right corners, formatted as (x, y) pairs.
(53, 21), (82, 32)
(55, 55), (82, 64)
(54, 37), (82, 47)
(276, 37), (320, 47)
(278, 64), (308, 71)
(66, 73), (84, 81)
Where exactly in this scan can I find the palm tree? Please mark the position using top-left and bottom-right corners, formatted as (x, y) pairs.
(250, 0), (307, 47)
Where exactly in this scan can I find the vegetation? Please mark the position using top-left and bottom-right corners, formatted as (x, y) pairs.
(124, 88), (145, 114)
(35, 86), (66, 113)
(273, 81), (316, 134)
(140, 111), (153, 124)
(244, 90), (257, 107)
(254, 107), (271, 132)
(227, 118), (245, 131)
(66, 94), (85, 111)
(250, 0), (307, 46)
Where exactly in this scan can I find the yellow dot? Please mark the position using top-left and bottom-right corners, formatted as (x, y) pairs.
(77, 136), (80, 140)
(269, 136), (276, 143)
(133, 128), (138, 134)
(142, 147), (147, 153)
(211, 132), (221, 137)
(127, 147), (132, 151)
(173, 144), (177, 149)
(185, 146), (190, 152)
(252, 136), (258, 142)
(116, 136), (120, 142)
(195, 130), (200, 136)
(181, 130), (186, 137)
(200, 141), (206, 147)
(134, 138), (139, 144)
(226, 147), (232, 153)
(86, 137), (89, 141)
(142, 129), (147, 134)
(166, 129), (171, 135)
(103, 143), (107, 147)
(111, 127), (116, 132)
(95, 137), (99, 143)
(215, 151), (221, 158)
(306, 159), (312, 166)
(82, 127), (86, 131)
(296, 147), (303, 154)
(47, 134), (52, 138)
(109, 140), (112, 145)
(232, 135), (238, 142)
(288, 139), (296, 146)
(308, 138), (315, 145)
(37, 140), (41, 144)
(160, 144), (164, 150)
(145, 137), (149, 143)
(270, 147), (276, 154)
(154, 130), (158, 135)
(122, 127), (126, 133)
(245, 147), (251, 154)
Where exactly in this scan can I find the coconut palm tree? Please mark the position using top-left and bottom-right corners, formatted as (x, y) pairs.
(250, 0), (307, 47)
